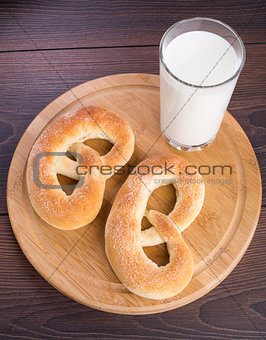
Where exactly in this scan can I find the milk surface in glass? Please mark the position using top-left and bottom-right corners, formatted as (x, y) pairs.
(160, 30), (240, 147)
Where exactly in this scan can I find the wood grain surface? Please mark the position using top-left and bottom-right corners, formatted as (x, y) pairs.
(0, 0), (266, 51)
(0, 0), (265, 338)
(6, 73), (262, 315)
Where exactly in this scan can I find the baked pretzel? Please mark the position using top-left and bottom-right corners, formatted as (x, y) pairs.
(26, 106), (134, 230)
(105, 153), (205, 299)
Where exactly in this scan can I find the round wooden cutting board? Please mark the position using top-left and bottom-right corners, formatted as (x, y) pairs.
(7, 73), (262, 314)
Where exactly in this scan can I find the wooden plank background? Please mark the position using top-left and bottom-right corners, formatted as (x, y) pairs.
(0, 0), (265, 338)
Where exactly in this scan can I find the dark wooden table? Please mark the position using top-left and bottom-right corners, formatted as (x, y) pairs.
(0, 1), (265, 339)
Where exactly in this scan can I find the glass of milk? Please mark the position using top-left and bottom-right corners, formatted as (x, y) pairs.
(160, 18), (245, 151)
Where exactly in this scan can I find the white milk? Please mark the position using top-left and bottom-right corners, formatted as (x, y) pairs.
(160, 31), (240, 147)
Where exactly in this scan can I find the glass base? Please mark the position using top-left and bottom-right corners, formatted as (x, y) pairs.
(164, 134), (216, 152)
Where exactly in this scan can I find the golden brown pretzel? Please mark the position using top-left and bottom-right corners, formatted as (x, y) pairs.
(26, 106), (135, 230)
(105, 153), (205, 299)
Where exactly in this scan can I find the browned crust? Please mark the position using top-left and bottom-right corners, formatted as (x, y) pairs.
(105, 153), (204, 300)
(26, 106), (135, 230)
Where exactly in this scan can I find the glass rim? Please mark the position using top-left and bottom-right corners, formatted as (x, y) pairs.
(159, 17), (246, 89)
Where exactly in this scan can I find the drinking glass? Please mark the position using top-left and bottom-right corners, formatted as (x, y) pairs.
(159, 17), (246, 151)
